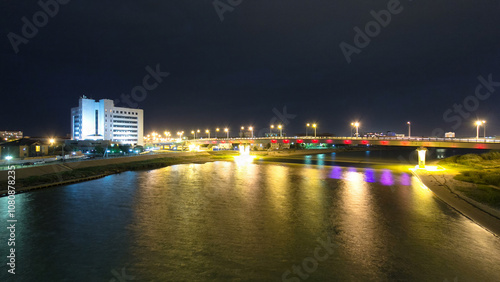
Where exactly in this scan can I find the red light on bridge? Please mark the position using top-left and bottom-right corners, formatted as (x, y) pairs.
(475, 144), (486, 149)
(401, 141), (409, 146)
(212, 141), (217, 144)
(312, 139), (319, 143)
(283, 139), (290, 144)
(326, 139), (333, 143)
(361, 140), (368, 145)
(343, 140), (352, 144)
(381, 141), (389, 145)
(271, 139), (277, 143)
(221, 141), (226, 143)
(297, 139), (303, 143)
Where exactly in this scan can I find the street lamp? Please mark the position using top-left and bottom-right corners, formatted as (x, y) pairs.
(249, 126), (253, 138)
(475, 120), (482, 140)
(351, 122), (360, 137)
(270, 125), (274, 136)
(224, 128), (229, 138)
(191, 130), (196, 139)
(216, 128), (220, 138)
(306, 123), (310, 137)
(278, 125), (283, 137)
(407, 121), (411, 138)
(312, 123), (317, 137)
(206, 129), (210, 139)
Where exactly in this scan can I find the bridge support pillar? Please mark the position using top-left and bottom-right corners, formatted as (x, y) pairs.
(417, 147), (427, 169)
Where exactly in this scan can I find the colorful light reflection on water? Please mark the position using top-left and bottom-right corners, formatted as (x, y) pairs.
(328, 167), (410, 187)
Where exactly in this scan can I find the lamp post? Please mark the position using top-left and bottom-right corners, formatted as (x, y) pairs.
(191, 130), (196, 139)
(224, 128), (229, 138)
(482, 120), (486, 139)
(475, 120), (482, 140)
(241, 126), (244, 138)
(306, 123), (310, 137)
(206, 129), (210, 139)
(312, 123), (317, 137)
(270, 125), (274, 136)
(49, 138), (55, 156)
(278, 125), (283, 137)
(351, 122), (360, 137)
(407, 121), (411, 138)
(249, 126), (253, 138)
(216, 128), (220, 138)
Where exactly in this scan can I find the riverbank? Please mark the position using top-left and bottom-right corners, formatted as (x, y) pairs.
(412, 161), (500, 237)
(1, 146), (387, 196)
(0, 152), (217, 196)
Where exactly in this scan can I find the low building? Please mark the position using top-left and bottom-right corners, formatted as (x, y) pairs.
(0, 138), (49, 159)
(445, 132), (456, 138)
(0, 131), (23, 141)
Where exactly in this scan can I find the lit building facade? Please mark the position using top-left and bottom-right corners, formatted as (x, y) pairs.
(71, 96), (144, 145)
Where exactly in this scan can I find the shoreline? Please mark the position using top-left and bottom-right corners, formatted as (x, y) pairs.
(0, 146), (383, 196)
(412, 163), (500, 237)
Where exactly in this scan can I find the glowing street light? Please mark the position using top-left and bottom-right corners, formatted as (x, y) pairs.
(475, 120), (483, 140)
(270, 125), (274, 136)
(312, 123), (317, 137)
(249, 126), (253, 138)
(351, 122), (360, 137)
(278, 124), (283, 137)
(191, 130), (196, 139)
(216, 128), (220, 138)
(407, 121), (411, 138)
(224, 128), (229, 138)
(306, 123), (310, 137)
(206, 129), (210, 139)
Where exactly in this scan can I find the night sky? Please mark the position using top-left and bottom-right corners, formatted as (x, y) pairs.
(1, 1), (500, 138)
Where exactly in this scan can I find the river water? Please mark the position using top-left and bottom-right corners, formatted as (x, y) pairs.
(1, 149), (500, 281)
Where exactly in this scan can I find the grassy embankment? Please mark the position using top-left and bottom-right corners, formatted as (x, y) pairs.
(8, 152), (237, 189)
(439, 151), (500, 209)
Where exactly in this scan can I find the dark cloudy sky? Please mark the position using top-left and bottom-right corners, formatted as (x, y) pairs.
(1, 1), (499, 138)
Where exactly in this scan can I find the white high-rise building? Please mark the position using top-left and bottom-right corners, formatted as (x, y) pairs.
(71, 96), (144, 146)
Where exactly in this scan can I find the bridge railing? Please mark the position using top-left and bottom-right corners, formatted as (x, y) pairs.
(186, 136), (500, 143)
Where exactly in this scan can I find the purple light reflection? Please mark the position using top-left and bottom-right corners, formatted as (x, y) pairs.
(364, 169), (376, 183)
(329, 166), (343, 179)
(400, 173), (411, 186)
(380, 170), (394, 186)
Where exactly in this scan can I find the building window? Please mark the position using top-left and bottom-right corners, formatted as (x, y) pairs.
(95, 110), (99, 135)
(36, 145), (40, 152)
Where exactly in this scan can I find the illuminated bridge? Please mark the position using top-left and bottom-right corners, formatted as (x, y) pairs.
(182, 136), (500, 150)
